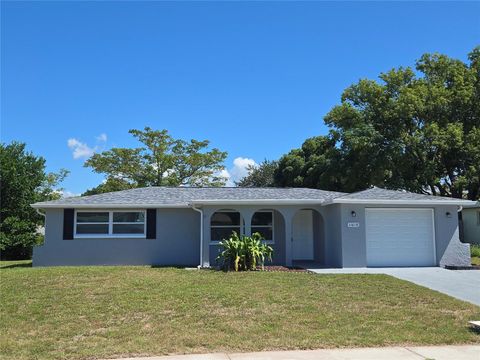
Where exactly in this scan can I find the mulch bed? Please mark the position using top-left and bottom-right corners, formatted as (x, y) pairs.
(444, 265), (480, 270)
(257, 265), (310, 272)
(207, 265), (310, 272)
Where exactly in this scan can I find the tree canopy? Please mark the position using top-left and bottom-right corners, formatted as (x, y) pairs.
(236, 160), (278, 187)
(0, 142), (68, 259)
(83, 127), (228, 195)
(275, 47), (480, 200)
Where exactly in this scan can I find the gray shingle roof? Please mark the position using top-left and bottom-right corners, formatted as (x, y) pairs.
(329, 187), (472, 203)
(32, 187), (346, 208)
(32, 186), (476, 208)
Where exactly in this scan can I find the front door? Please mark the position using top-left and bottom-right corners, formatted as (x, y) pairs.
(292, 210), (314, 260)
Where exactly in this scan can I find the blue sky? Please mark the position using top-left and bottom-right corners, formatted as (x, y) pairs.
(2, 1), (479, 195)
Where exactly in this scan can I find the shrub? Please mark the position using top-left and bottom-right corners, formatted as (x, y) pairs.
(471, 244), (480, 258)
(216, 232), (273, 271)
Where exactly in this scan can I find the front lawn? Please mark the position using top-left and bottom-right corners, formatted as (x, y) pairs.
(1, 261), (479, 360)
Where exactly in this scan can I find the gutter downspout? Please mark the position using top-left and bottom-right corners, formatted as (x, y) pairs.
(457, 206), (464, 243)
(191, 204), (203, 269)
(36, 208), (46, 218)
(34, 209), (46, 264)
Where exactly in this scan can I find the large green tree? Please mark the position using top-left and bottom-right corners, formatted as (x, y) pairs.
(275, 47), (480, 200)
(83, 178), (134, 196)
(83, 127), (228, 194)
(0, 142), (68, 259)
(236, 160), (278, 187)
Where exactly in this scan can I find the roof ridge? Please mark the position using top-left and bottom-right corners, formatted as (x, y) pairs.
(148, 186), (339, 190)
(333, 187), (371, 198)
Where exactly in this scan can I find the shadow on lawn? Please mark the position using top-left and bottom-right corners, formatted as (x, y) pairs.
(150, 264), (195, 269)
(469, 326), (480, 335)
(0, 262), (32, 269)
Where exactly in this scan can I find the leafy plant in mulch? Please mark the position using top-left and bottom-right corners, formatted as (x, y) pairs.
(216, 231), (273, 271)
(471, 244), (480, 258)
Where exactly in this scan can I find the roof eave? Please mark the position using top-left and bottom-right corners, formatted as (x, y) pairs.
(30, 203), (190, 209)
(31, 199), (326, 209)
(189, 199), (325, 206)
(32, 198), (477, 209)
(462, 202), (480, 208)
(322, 199), (477, 206)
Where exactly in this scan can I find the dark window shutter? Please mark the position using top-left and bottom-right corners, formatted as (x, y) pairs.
(146, 209), (157, 239)
(63, 209), (74, 240)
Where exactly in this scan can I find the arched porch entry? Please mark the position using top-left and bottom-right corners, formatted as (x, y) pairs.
(291, 209), (325, 266)
(206, 207), (286, 266)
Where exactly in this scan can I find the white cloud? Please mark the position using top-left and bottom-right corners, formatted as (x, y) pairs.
(217, 169), (231, 185)
(53, 189), (81, 198)
(231, 157), (257, 183)
(67, 133), (107, 160)
(221, 157), (257, 186)
(61, 190), (81, 198)
(67, 138), (96, 159)
(96, 133), (107, 142)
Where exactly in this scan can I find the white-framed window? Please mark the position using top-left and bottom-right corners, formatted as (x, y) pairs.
(210, 211), (244, 243)
(251, 211), (274, 244)
(75, 210), (146, 238)
(477, 211), (480, 226)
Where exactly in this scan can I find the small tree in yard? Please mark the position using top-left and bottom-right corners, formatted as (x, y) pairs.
(216, 232), (273, 271)
(0, 142), (68, 259)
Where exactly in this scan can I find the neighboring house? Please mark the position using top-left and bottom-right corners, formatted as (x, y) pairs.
(461, 205), (480, 245)
(31, 187), (476, 268)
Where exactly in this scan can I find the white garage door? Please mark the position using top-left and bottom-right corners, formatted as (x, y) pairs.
(366, 209), (436, 267)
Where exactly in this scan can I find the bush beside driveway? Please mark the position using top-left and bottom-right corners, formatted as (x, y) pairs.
(1, 261), (479, 360)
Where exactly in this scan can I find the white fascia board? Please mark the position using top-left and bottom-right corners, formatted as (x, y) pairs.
(322, 199), (477, 206)
(31, 199), (326, 209)
(462, 202), (480, 208)
(189, 199), (324, 206)
(30, 203), (189, 209)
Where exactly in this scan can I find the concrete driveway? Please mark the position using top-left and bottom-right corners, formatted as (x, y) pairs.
(308, 267), (480, 306)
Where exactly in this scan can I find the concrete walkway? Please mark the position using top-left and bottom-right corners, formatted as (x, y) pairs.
(307, 267), (480, 306)
(114, 345), (480, 360)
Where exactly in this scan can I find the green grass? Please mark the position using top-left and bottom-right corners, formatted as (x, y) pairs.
(471, 244), (480, 257)
(471, 244), (480, 265)
(0, 259), (32, 269)
(1, 261), (479, 360)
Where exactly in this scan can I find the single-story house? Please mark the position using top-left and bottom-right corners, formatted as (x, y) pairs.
(31, 186), (477, 268)
(461, 205), (480, 245)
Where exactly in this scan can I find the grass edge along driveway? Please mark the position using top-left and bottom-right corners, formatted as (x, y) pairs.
(1, 261), (479, 360)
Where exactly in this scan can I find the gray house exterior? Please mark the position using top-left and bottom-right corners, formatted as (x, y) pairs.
(31, 187), (476, 268)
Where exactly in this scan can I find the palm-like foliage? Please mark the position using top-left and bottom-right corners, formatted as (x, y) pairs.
(216, 231), (273, 271)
